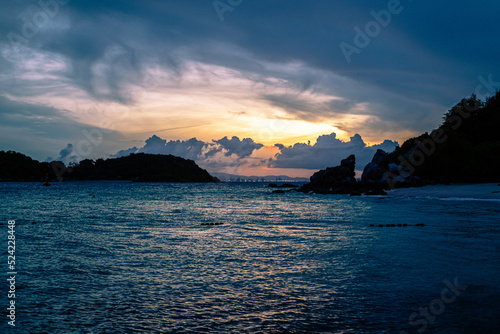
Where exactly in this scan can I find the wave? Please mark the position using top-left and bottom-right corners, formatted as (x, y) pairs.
(437, 197), (500, 203)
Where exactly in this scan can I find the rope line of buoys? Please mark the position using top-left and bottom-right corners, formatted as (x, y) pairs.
(200, 222), (224, 226)
(369, 223), (425, 227)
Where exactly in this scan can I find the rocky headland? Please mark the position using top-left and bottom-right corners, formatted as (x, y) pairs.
(299, 92), (500, 195)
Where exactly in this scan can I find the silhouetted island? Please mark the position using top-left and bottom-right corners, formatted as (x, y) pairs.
(0, 152), (218, 183)
(0, 151), (50, 181)
(299, 92), (500, 194)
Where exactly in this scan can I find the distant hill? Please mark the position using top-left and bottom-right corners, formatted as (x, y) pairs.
(210, 172), (309, 183)
(0, 152), (218, 182)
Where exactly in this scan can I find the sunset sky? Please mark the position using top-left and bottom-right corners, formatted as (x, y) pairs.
(1, 0), (499, 177)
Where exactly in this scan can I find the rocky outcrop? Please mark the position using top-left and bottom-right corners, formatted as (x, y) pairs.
(360, 149), (426, 189)
(299, 155), (357, 194)
(364, 189), (388, 196)
(268, 183), (298, 188)
(361, 149), (389, 184)
(297, 151), (424, 196)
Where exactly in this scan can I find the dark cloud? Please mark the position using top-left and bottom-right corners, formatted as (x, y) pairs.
(112, 146), (139, 159)
(269, 132), (398, 171)
(261, 92), (386, 124)
(0, 95), (92, 157)
(141, 136), (207, 161)
(262, 94), (327, 122)
(1, 0), (499, 161)
(0, 96), (125, 162)
(51, 143), (79, 164)
(57, 143), (74, 160)
(3, 1), (498, 110)
(327, 99), (359, 114)
(211, 136), (263, 158)
(112, 135), (207, 161)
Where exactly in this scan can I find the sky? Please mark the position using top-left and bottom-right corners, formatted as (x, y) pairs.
(1, 0), (499, 177)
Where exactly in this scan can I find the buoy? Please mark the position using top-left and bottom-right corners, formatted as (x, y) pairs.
(375, 224), (410, 228)
(42, 173), (51, 186)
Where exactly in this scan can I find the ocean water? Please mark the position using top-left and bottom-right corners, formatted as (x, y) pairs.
(1, 182), (499, 333)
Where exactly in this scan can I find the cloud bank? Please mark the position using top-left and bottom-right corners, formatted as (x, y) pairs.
(112, 135), (264, 171)
(270, 133), (398, 171)
(109, 132), (397, 174)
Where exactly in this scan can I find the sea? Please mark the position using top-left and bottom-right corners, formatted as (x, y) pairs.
(1, 181), (499, 333)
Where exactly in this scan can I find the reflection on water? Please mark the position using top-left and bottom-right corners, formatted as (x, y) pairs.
(1, 182), (499, 333)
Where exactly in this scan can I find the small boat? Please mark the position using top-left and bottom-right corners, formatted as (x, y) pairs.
(42, 173), (51, 186)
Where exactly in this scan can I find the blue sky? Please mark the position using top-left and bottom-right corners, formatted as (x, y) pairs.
(1, 0), (499, 176)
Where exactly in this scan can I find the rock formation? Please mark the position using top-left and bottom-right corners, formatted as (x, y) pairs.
(299, 155), (356, 194)
(360, 149), (425, 189)
(361, 149), (389, 184)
